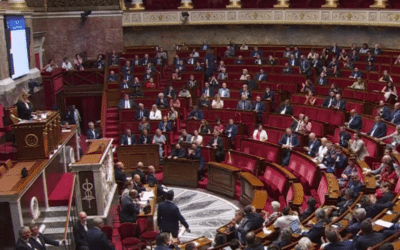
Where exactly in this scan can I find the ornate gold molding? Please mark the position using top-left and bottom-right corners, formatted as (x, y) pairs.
(226, 0), (241, 9)
(178, 1), (193, 10)
(370, 0), (389, 8)
(119, 0), (126, 10)
(129, 3), (145, 11)
(8, 1), (31, 11)
(274, 0), (290, 8)
(322, 0), (339, 8)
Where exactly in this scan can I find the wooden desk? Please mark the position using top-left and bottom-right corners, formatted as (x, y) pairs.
(178, 236), (212, 250)
(239, 172), (265, 206)
(163, 158), (199, 188)
(325, 173), (340, 205)
(216, 224), (235, 242)
(12, 111), (61, 160)
(357, 160), (376, 194)
(290, 183), (304, 208)
(117, 145), (160, 173)
(138, 185), (157, 231)
(207, 162), (240, 199)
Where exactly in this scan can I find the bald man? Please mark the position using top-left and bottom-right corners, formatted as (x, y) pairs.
(114, 162), (126, 182)
(303, 133), (320, 157)
(73, 211), (91, 249)
(131, 162), (146, 184)
(120, 190), (140, 223)
(147, 165), (163, 197)
(346, 109), (362, 131)
(133, 174), (146, 193)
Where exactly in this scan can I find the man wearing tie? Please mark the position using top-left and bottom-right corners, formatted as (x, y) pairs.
(118, 93), (137, 110)
(291, 114), (304, 132)
(255, 69), (268, 81)
(365, 115), (387, 138)
(384, 102), (400, 125)
(331, 42), (341, 56)
(338, 125), (351, 148)
(119, 79), (131, 90)
(138, 129), (152, 144)
(322, 91), (337, 108)
(189, 106), (204, 120)
(263, 86), (275, 109)
(278, 128), (299, 166)
(29, 224), (61, 250)
(345, 109), (363, 131)
(121, 129), (136, 145)
(107, 70), (118, 82)
(141, 54), (150, 65)
(158, 116), (173, 133)
(209, 130), (225, 162)
(135, 103), (149, 120)
(121, 60), (133, 76)
(316, 72), (328, 85)
(303, 133), (321, 157)
(224, 119), (238, 144)
(217, 68), (228, 80)
(218, 82), (230, 98)
(282, 63), (293, 74)
(276, 99), (293, 115)
(299, 55), (311, 78)
(201, 41), (210, 51)
(312, 54), (323, 73)
(254, 55), (264, 65)
(237, 95), (252, 111)
(332, 94), (346, 110)
(288, 54), (299, 67)
(153, 54), (164, 66)
(349, 67), (363, 79)
(202, 82), (215, 98)
(252, 96), (266, 122)
(187, 54), (197, 65)
(87, 122), (100, 140)
(15, 227), (35, 250)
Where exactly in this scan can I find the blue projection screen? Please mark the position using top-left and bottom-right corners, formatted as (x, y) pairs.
(5, 16), (30, 79)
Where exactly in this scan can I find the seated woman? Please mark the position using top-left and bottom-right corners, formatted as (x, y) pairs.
(337, 157), (358, 190)
(379, 70), (393, 83)
(307, 49), (317, 60)
(198, 94), (210, 108)
(301, 79), (314, 93)
(178, 87), (191, 98)
(240, 41), (248, 51)
(268, 55), (277, 65)
(338, 49), (348, 61)
(263, 201), (281, 225)
(252, 124), (268, 142)
(167, 107), (178, 122)
(331, 65), (341, 78)
(304, 90), (316, 106)
(217, 61), (226, 72)
(381, 81), (397, 102)
(169, 95), (181, 109)
(348, 77), (365, 90)
(378, 160), (398, 188)
(138, 117), (150, 132)
(314, 137), (328, 163)
(191, 130), (203, 146)
(299, 115), (312, 133)
(211, 94), (224, 109)
(171, 68), (181, 80)
(198, 119), (211, 134)
(213, 119), (224, 134)
(43, 59), (59, 72)
(145, 78), (156, 89)
(73, 53), (84, 71)
(239, 69), (251, 81)
(149, 104), (162, 120)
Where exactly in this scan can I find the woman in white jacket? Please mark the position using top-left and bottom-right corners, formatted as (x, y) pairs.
(252, 124), (268, 142)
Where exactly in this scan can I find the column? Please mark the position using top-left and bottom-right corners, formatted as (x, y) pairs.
(7, 0), (30, 11)
(129, 0), (145, 10)
(370, 0), (389, 8)
(226, 0), (241, 8)
(178, 0), (193, 9)
(273, 0), (290, 8)
(322, 0), (339, 8)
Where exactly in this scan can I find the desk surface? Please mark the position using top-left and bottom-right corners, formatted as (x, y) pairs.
(178, 236), (212, 250)
(0, 127), (76, 197)
(77, 139), (112, 164)
(240, 172), (264, 187)
(138, 185), (157, 217)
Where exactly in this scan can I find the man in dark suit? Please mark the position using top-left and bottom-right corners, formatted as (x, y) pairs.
(155, 233), (180, 250)
(255, 69), (268, 81)
(312, 54), (323, 73)
(73, 211), (91, 249)
(86, 122), (100, 140)
(332, 94), (346, 110)
(164, 85), (176, 98)
(263, 87), (275, 109)
(157, 190), (190, 238)
(252, 96), (266, 122)
(250, 47), (263, 58)
(347, 207), (367, 236)
(354, 219), (393, 250)
(237, 95), (252, 111)
(303, 133), (320, 157)
(188, 143), (205, 180)
(168, 143), (186, 159)
(135, 103), (149, 120)
(187, 54), (197, 65)
(302, 208), (326, 245)
(176, 60), (186, 72)
(333, 189), (355, 216)
(282, 63), (293, 74)
(239, 84), (252, 99)
(119, 79), (132, 90)
(224, 45), (235, 57)
(377, 182), (395, 204)
(121, 129), (136, 145)
(121, 61), (133, 77)
(141, 54), (150, 65)
(131, 162), (146, 184)
(158, 116), (173, 133)
(17, 93), (34, 120)
(338, 125), (351, 148)
(85, 218), (114, 250)
(384, 102), (400, 124)
(138, 129), (152, 144)
(147, 165), (163, 197)
(288, 54), (299, 67)
(114, 162), (127, 182)
(365, 115), (387, 138)
(292, 46), (302, 58)
(290, 114), (304, 132)
(133, 174), (146, 193)
(278, 128), (299, 166)
(153, 54), (165, 66)
(225, 119), (239, 143)
(346, 109), (363, 131)
(16, 226), (35, 250)
(316, 72), (328, 85)
(156, 93), (169, 108)
(120, 190), (140, 223)
(349, 67), (363, 79)
(323, 226), (355, 250)
(118, 93), (137, 110)
(377, 100), (391, 119)
(235, 55), (244, 64)
(132, 55), (140, 66)
(189, 106), (204, 120)
(327, 147), (347, 173)
(254, 55), (264, 65)
(322, 91), (337, 108)
(29, 224), (61, 250)
(202, 82), (215, 98)
(330, 42), (341, 56)
(299, 55), (311, 78)
(209, 131), (225, 162)
(200, 41), (210, 51)
(237, 205), (264, 245)
(143, 69), (154, 81)
(107, 70), (118, 82)
(276, 99), (293, 115)
(244, 232), (264, 250)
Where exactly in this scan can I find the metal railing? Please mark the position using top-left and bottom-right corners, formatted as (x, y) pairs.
(63, 173), (78, 250)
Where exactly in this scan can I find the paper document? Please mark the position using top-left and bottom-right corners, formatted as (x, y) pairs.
(375, 219), (393, 228)
(263, 227), (271, 234)
(141, 191), (154, 201)
(318, 164), (327, 169)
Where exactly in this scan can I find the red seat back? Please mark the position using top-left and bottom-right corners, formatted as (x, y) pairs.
(118, 223), (138, 240)
(317, 175), (328, 205)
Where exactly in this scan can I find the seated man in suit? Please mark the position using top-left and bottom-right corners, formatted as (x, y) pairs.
(254, 54), (264, 65)
(217, 68), (228, 80)
(316, 72), (328, 85)
(155, 233), (180, 250)
(147, 165), (163, 197)
(87, 122), (100, 140)
(323, 226), (355, 250)
(299, 55), (311, 78)
(330, 188), (355, 217)
(153, 54), (164, 66)
(312, 54), (323, 73)
(218, 82), (230, 98)
(158, 116), (173, 133)
(331, 94), (346, 110)
(303, 133), (321, 157)
(322, 91), (337, 108)
(121, 129), (136, 145)
(135, 103), (149, 120)
(157, 190), (190, 237)
(282, 63), (293, 74)
(384, 102), (400, 124)
(235, 55), (244, 65)
(354, 219), (393, 250)
(278, 128), (299, 166)
(178, 129), (192, 144)
(119, 79), (132, 90)
(131, 162), (146, 185)
(237, 95), (252, 111)
(236, 205), (264, 245)
(349, 67), (363, 79)
(345, 173), (363, 198)
(331, 42), (341, 56)
(156, 93), (169, 108)
(327, 146), (347, 173)
(224, 45), (235, 57)
(255, 68), (268, 82)
(168, 143), (186, 159)
(73, 211), (91, 249)
(188, 143), (205, 180)
(202, 82), (215, 98)
(16, 226), (34, 250)
(138, 129), (152, 144)
(347, 207), (367, 236)
(288, 54), (299, 67)
(118, 93), (137, 110)
(302, 208), (327, 245)
(364, 115), (387, 138)
(276, 99), (293, 115)
(187, 54), (197, 65)
(345, 109), (363, 131)
(239, 84), (252, 99)
(120, 190), (140, 223)
(114, 162), (127, 182)
(29, 224), (62, 250)
(377, 100), (391, 119)
(107, 70), (118, 82)
(189, 106), (204, 120)
(349, 132), (369, 161)
(141, 54), (150, 65)
(337, 125), (351, 148)
(290, 113), (305, 132)
(133, 174), (146, 193)
(225, 119), (238, 144)
(176, 60), (186, 72)
(85, 218), (115, 250)
(200, 41), (210, 51)
(250, 47), (263, 58)
(263, 86), (275, 108)
(121, 60), (133, 77)
(209, 130), (225, 162)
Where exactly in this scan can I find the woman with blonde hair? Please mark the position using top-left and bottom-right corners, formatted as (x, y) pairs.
(211, 94), (224, 109)
(17, 92), (33, 120)
(240, 69), (251, 81)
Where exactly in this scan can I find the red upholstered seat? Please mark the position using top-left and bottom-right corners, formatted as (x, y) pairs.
(118, 223), (141, 250)
(240, 140), (279, 163)
(102, 225), (113, 241)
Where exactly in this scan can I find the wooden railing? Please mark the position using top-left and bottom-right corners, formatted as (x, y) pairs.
(63, 173), (77, 247)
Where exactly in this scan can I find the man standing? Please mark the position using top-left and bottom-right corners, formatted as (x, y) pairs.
(120, 190), (140, 223)
(29, 224), (62, 250)
(85, 218), (114, 250)
(15, 227), (34, 250)
(73, 211), (91, 249)
(157, 190), (190, 238)
(278, 128), (299, 166)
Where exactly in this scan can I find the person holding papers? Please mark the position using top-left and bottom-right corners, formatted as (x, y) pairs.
(278, 128), (299, 166)
(120, 190), (140, 223)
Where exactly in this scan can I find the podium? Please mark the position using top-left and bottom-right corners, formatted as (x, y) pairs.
(71, 139), (117, 216)
(207, 162), (239, 199)
(117, 145), (160, 173)
(12, 111), (61, 160)
(163, 158), (199, 188)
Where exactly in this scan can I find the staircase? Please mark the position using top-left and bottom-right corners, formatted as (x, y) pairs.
(104, 107), (119, 145)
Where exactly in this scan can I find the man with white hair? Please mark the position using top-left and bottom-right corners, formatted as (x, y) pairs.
(73, 211), (91, 249)
(85, 218), (114, 250)
(237, 94), (252, 111)
(298, 237), (312, 250)
(86, 122), (100, 140)
(15, 226), (33, 250)
(347, 208), (366, 236)
(264, 201), (280, 225)
(156, 93), (169, 108)
(303, 133), (320, 157)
